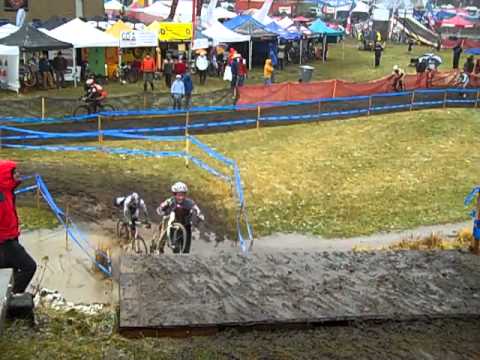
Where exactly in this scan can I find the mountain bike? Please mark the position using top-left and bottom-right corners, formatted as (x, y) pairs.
(73, 97), (115, 116)
(116, 219), (150, 255)
(150, 212), (188, 254)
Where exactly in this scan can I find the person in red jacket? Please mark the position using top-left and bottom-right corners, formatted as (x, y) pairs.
(141, 53), (156, 92)
(0, 160), (36, 294)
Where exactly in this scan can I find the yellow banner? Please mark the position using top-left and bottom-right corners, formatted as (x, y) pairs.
(159, 23), (192, 42)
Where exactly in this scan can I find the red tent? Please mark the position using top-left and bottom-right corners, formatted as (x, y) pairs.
(441, 15), (474, 28)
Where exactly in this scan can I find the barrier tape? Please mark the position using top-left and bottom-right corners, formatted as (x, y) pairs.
(15, 175), (112, 276)
(1, 87), (478, 126)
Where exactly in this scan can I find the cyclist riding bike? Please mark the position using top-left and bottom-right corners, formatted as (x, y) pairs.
(84, 78), (108, 113)
(454, 69), (470, 98)
(156, 182), (204, 254)
(114, 192), (150, 235)
(392, 65), (405, 92)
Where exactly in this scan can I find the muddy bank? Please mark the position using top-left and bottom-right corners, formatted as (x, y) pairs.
(120, 250), (480, 329)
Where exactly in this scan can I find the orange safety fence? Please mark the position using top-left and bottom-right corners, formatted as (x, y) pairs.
(238, 71), (480, 105)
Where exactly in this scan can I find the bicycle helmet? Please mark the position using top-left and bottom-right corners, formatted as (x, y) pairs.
(131, 192), (139, 201)
(393, 65), (399, 71)
(171, 182), (188, 193)
(86, 78), (94, 86)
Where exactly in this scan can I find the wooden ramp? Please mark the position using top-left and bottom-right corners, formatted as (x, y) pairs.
(119, 251), (480, 337)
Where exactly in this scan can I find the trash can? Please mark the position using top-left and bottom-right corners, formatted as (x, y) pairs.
(299, 65), (314, 83)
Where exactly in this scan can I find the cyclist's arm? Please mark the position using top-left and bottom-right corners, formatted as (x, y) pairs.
(156, 198), (173, 217)
(139, 199), (150, 222)
(123, 196), (132, 220)
(191, 202), (205, 222)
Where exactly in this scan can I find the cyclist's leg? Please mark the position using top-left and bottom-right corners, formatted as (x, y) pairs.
(184, 224), (192, 254)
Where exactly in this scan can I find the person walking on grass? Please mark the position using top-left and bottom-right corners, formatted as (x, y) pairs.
(196, 51), (208, 85)
(183, 71), (193, 109)
(374, 42), (383, 67)
(39, 54), (54, 89)
(52, 51), (67, 89)
(0, 161), (37, 294)
(264, 58), (274, 85)
(141, 53), (156, 92)
(452, 42), (463, 69)
(171, 74), (185, 110)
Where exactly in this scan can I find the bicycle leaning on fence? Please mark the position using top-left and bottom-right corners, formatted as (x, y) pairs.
(150, 212), (189, 254)
(116, 218), (150, 255)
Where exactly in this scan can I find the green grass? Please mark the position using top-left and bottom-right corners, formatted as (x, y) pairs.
(17, 206), (58, 231)
(5, 108), (479, 238)
(0, 40), (451, 100)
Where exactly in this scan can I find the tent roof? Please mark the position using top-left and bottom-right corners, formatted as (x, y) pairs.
(146, 20), (161, 34)
(0, 44), (19, 55)
(49, 18), (118, 48)
(287, 24), (313, 36)
(441, 15), (475, 27)
(265, 21), (301, 40)
(202, 20), (250, 43)
(0, 23), (72, 51)
(277, 17), (294, 29)
(465, 47), (480, 55)
(105, 20), (133, 39)
(105, 0), (124, 11)
(224, 15), (277, 38)
(0, 24), (18, 39)
(309, 19), (343, 36)
(214, 7), (237, 20)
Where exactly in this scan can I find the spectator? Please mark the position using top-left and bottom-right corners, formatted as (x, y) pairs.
(171, 74), (185, 110)
(174, 57), (187, 76)
(278, 43), (286, 70)
(452, 43), (463, 69)
(195, 51), (208, 85)
(230, 54), (239, 90)
(475, 59), (480, 74)
(52, 51), (67, 89)
(163, 53), (174, 88)
(407, 38), (414, 52)
(415, 59), (427, 87)
(216, 46), (225, 77)
(426, 64), (435, 88)
(238, 56), (248, 87)
(183, 72), (193, 109)
(374, 42), (383, 67)
(141, 53), (156, 92)
(0, 161), (37, 294)
(464, 56), (475, 74)
(392, 65), (405, 92)
(264, 58), (274, 86)
(39, 54), (54, 90)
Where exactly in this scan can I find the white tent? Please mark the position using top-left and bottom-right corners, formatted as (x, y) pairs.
(49, 18), (118, 48)
(253, 0), (274, 24)
(202, 20), (250, 44)
(134, 0), (193, 22)
(213, 7), (237, 20)
(277, 17), (294, 29)
(0, 24), (18, 39)
(0, 44), (20, 92)
(105, 0), (124, 11)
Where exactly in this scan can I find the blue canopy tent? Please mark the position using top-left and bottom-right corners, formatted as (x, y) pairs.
(309, 19), (344, 63)
(465, 48), (480, 55)
(265, 22), (301, 41)
(224, 15), (278, 69)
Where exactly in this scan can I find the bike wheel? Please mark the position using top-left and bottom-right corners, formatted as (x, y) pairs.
(117, 221), (130, 242)
(132, 235), (148, 255)
(127, 71), (139, 84)
(99, 103), (115, 113)
(171, 223), (188, 254)
(73, 105), (91, 116)
(24, 71), (37, 88)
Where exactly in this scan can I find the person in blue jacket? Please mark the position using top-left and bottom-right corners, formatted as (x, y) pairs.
(183, 72), (194, 109)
